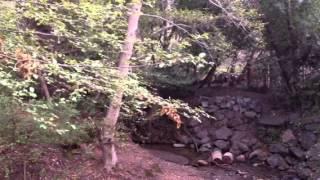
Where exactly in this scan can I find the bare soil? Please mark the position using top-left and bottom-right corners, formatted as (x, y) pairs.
(0, 141), (284, 180)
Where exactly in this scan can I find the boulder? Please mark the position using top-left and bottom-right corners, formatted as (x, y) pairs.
(258, 116), (287, 126)
(225, 111), (236, 120)
(306, 143), (320, 161)
(214, 140), (230, 151)
(304, 123), (320, 132)
(153, 150), (189, 165)
(244, 111), (257, 119)
(295, 165), (313, 179)
(215, 126), (233, 140)
(232, 105), (240, 112)
(199, 143), (212, 152)
(214, 96), (224, 104)
(231, 131), (247, 142)
(236, 154), (246, 162)
(243, 97), (251, 103)
(188, 119), (201, 127)
(299, 131), (317, 150)
(281, 129), (296, 143)
(229, 146), (241, 156)
(269, 143), (289, 154)
(267, 154), (288, 170)
(173, 143), (187, 148)
(175, 133), (192, 144)
(197, 160), (209, 166)
(199, 136), (211, 144)
(249, 149), (269, 161)
(207, 105), (219, 113)
(196, 129), (209, 139)
(227, 117), (244, 128)
(236, 142), (250, 153)
(241, 136), (258, 147)
(289, 146), (305, 160)
(215, 113), (225, 121)
(201, 101), (209, 108)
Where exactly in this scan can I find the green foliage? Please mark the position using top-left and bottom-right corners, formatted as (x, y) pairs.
(0, 95), (91, 145)
(0, 0), (217, 147)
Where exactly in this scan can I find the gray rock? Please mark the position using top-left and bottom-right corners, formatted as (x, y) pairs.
(215, 113), (225, 120)
(269, 143), (289, 154)
(249, 149), (269, 161)
(296, 166), (312, 179)
(214, 140), (230, 151)
(244, 111), (257, 119)
(230, 146), (241, 156)
(267, 154), (288, 170)
(220, 102), (231, 109)
(299, 131), (317, 150)
(199, 143), (212, 152)
(231, 131), (247, 142)
(215, 126), (233, 140)
(173, 143), (187, 148)
(196, 129), (209, 139)
(197, 159), (209, 166)
(201, 101), (209, 108)
(175, 134), (192, 144)
(241, 137), (258, 147)
(285, 156), (297, 166)
(234, 124), (250, 131)
(232, 105), (240, 112)
(188, 119), (201, 127)
(193, 126), (203, 135)
(236, 154), (246, 162)
(281, 129), (296, 143)
(258, 116), (287, 126)
(304, 123), (320, 132)
(243, 97), (251, 103)
(214, 96), (224, 104)
(236, 142), (250, 153)
(290, 146), (305, 160)
(227, 117), (244, 128)
(225, 111), (235, 120)
(281, 175), (301, 180)
(306, 143), (320, 161)
(199, 136), (211, 144)
(278, 159), (290, 171)
(207, 105), (219, 113)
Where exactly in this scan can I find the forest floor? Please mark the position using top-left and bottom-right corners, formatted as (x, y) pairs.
(0, 141), (283, 180)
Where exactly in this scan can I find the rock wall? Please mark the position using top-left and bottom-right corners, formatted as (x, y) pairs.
(132, 95), (320, 179)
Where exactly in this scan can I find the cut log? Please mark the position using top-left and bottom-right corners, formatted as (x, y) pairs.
(222, 152), (234, 164)
(211, 149), (223, 164)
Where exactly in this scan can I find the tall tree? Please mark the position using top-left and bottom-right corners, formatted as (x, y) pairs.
(101, 1), (142, 171)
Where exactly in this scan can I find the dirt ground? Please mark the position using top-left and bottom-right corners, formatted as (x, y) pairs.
(0, 141), (287, 180)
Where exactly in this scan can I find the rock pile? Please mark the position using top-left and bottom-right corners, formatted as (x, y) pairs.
(132, 95), (320, 179)
(182, 96), (263, 155)
(181, 95), (319, 179)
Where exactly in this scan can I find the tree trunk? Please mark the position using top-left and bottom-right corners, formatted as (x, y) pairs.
(101, 1), (142, 171)
(160, 0), (174, 50)
(198, 64), (218, 88)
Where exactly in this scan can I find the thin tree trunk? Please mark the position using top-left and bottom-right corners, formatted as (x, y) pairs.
(101, 1), (142, 171)
(38, 71), (51, 102)
(198, 64), (218, 88)
(160, 0), (174, 50)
